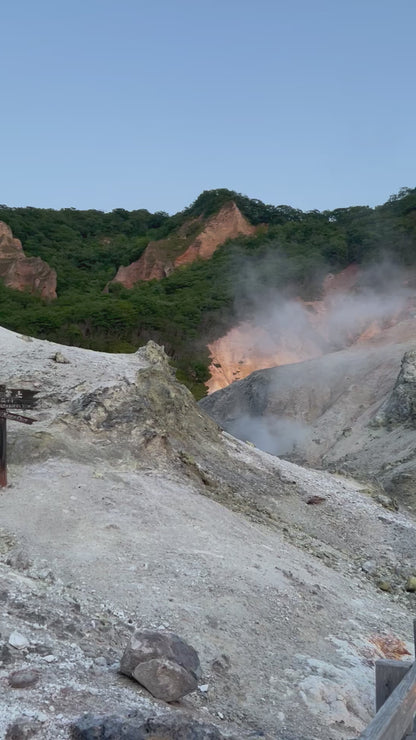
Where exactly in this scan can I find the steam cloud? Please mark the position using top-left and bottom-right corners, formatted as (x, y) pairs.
(227, 415), (310, 456)
(233, 254), (411, 355)
(222, 252), (413, 457)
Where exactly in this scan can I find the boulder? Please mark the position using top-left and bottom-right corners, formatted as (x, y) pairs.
(143, 714), (227, 739)
(5, 718), (43, 739)
(8, 631), (29, 649)
(120, 629), (201, 701)
(8, 668), (40, 688)
(70, 713), (147, 740)
(70, 712), (227, 739)
(132, 657), (197, 702)
(51, 351), (70, 364)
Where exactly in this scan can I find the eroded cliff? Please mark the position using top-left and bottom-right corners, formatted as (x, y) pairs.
(0, 222), (56, 299)
(109, 202), (256, 288)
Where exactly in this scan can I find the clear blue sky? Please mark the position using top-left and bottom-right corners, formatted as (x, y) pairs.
(2, 0), (415, 214)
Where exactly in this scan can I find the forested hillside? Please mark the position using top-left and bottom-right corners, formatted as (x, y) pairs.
(1, 187), (415, 397)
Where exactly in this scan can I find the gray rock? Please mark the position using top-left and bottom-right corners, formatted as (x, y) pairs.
(8, 668), (40, 688)
(52, 351), (70, 364)
(405, 576), (416, 592)
(70, 712), (227, 739)
(93, 655), (107, 667)
(5, 718), (43, 738)
(41, 654), (56, 663)
(133, 657), (198, 701)
(383, 469), (416, 512)
(374, 493), (399, 511)
(143, 713), (227, 738)
(374, 350), (416, 427)
(0, 643), (14, 664)
(6, 548), (32, 571)
(211, 653), (231, 674)
(8, 631), (29, 649)
(120, 629), (201, 680)
(70, 714), (147, 740)
(377, 580), (392, 592)
(362, 560), (377, 574)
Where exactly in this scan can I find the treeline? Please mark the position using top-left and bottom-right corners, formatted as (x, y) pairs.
(0, 187), (415, 398)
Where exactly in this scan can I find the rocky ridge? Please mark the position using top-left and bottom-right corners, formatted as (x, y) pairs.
(1, 327), (416, 738)
(373, 349), (416, 428)
(200, 316), (416, 511)
(0, 222), (57, 300)
(109, 202), (255, 288)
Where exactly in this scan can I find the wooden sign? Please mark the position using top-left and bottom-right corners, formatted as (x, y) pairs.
(0, 386), (37, 409)
(0, 385), (38, 487)
(0, 410), (36, 425)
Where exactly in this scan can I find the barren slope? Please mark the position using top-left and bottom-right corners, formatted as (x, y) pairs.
(1, 328), (416, 738)
(201, 317), (416, 510)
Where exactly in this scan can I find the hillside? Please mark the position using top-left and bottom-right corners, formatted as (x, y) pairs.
(200, 310), (416, 511)
(109, 201), (256, 286)
(1, 326), (416, 739)
(0, 187), (416, 396)
(206, 264), (364, 392)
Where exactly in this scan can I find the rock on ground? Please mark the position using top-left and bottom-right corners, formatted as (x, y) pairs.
(70, 711), (231, 739)
(121, 630), (200, 701)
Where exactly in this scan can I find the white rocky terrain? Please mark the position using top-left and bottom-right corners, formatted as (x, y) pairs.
(201, 316), (416, 511)
(1, 326), (416, 739)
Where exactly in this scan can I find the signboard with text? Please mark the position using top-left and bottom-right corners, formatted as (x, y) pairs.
(0, 385), (38, 487)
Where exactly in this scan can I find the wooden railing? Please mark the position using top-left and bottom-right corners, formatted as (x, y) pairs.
(357, 620), (416, 740)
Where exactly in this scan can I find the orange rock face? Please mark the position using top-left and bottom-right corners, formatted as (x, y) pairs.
(0, 222), (57, 300)
(110, 202), (256, 289)
(322, 263), (359, 294)
(207, 316), (326, 393)
(110, 249), (172, 288)
(174, 202), (256, 267)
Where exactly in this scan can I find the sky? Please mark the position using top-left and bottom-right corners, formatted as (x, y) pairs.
(1, 0), (415, 215)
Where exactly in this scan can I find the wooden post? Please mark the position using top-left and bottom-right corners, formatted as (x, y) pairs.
(359, 659), (416, 739)
(0, 385), (37, 488)
(413, 618), (416, 659)
(359, 622), (416, 739)
(376, 660), (415, 736)
(376, 660), (413, 711)
(0, 416), (6, 487)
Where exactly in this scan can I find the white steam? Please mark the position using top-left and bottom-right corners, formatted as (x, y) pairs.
(227, 415), (310, 456)
(222, 254), (413, 457)
(235, 256), (411, 356)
